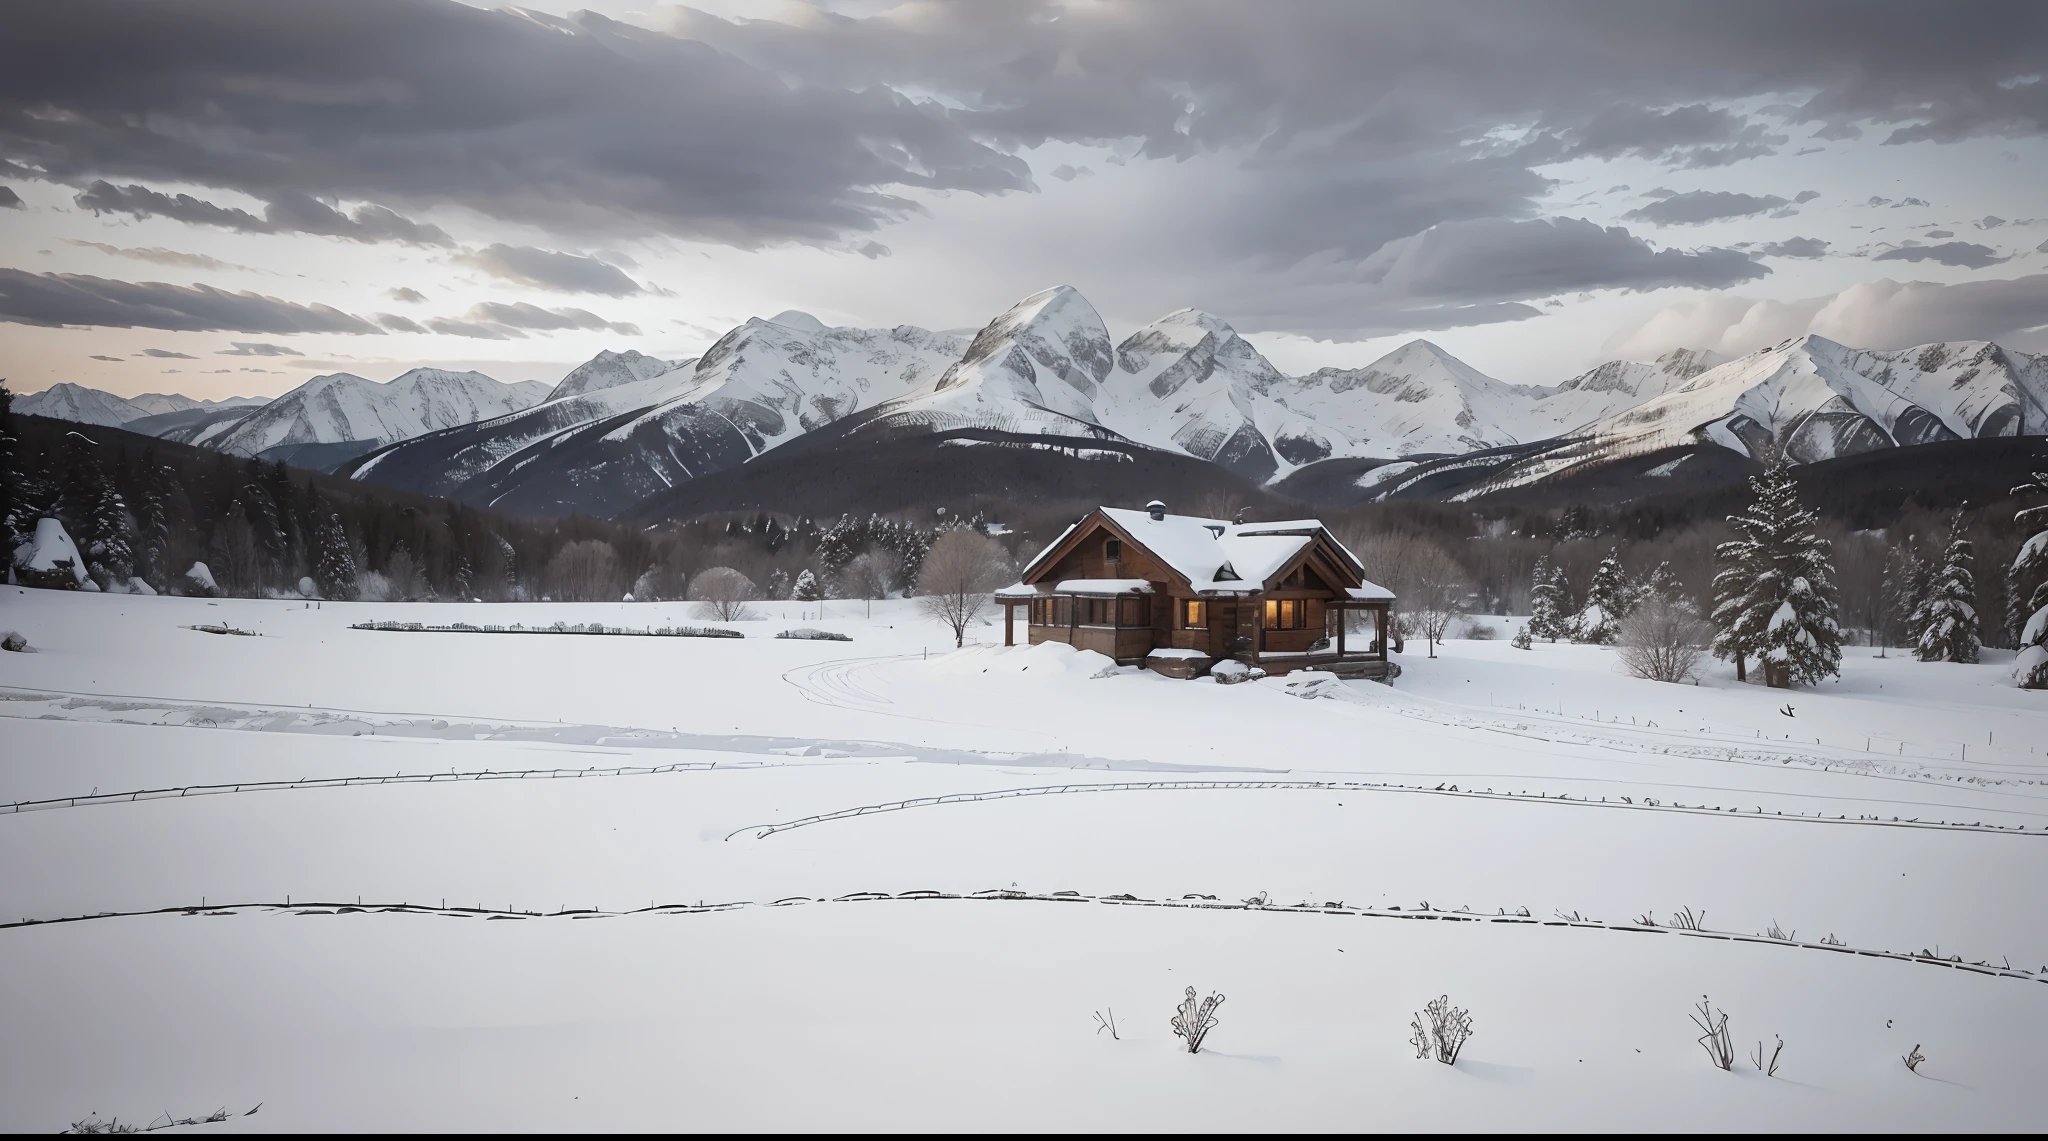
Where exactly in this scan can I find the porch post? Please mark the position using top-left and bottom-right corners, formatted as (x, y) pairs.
(1337, 605), (1346, 657)
(1005, 602), (1015, 647)
(1376, 606), (1387, 661)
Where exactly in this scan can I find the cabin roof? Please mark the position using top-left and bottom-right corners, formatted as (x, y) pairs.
(1018, 505), (1382, 596)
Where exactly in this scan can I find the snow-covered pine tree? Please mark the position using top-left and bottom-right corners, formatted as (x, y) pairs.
(1629, 561), (1681, 609)
(1712, 466), (1842, 687)
(1526, 557), (1568, 642)
(83, 481), (134, 588)
(1572, 548), (1629, 644)
(792, 568), (824, 601)
(765, 568), (791, 601)
(0, 377), (17, 552)
(134, 458), (172, 591)
(313, 510), (358, 600)
(1912, 513), (1981, 664)
(2005, 471), (2048, 689)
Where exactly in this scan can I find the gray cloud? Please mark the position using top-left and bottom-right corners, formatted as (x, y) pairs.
(215, 342), (301, 357)
(0, 269), (381, 333)
(855, 241), (890, 260)
(1873, 241), (2009, 269)
(384, 287), (426, 303)
(2038, 239), (2048, 254)
(1756, 236), (1830, 258)
(1793, 190), (1821, 203)
(63, 239), (247, 272)
(1894, 197), (1929, 207)
(1926, 230), (1954, 238)
(0, 185), (22, 209)
(1610, 274), (2048, 358)
(455, 244), (644, 296)
(464, 301), (641, 337)
(1978, 215), (2008, 229)
(1622, 191), (1790, 226)
(1560, 103), (1785, 167)
(89, 354), (121, 361)
(139, 348), (195, 358)
(374, 313), (428, 334)
(74, 181), (450, 245)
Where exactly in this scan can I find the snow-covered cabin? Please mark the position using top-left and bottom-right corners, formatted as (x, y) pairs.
(996, 502), (1396, 680)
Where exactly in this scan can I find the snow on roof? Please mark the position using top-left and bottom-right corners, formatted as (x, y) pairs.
(1029, 506), (1385, 596)
(1053, 578), (1153, 595)
(1347, 582), (1395, 602)
(994, 582), (1041, 599)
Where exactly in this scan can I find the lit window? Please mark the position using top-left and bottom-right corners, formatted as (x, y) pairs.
(1263, 599), (1305, 630)
(1183, 600), (1206, 629)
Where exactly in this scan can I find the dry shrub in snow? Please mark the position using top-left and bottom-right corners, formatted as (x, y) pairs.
(1170, 987), (1224, 1054)
(690, 566), (761, 622)
(1692, 996), (1735, 1071)
(1409, 995), (1474, 1065)
(916, 529), (1009, 647)
(839, 548), (902, 601)
(1751, 1034), (1784, 1076)
(546, 539), (623, 603)
(1616, 594), (1709, 683)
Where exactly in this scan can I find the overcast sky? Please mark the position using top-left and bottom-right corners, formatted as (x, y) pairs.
(3, 0), (2045, 401)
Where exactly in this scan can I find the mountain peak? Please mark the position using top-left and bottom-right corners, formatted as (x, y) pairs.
(766, 309), (828, 332)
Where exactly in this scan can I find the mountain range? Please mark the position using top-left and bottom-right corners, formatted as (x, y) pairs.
(16, 284), (2046, 517)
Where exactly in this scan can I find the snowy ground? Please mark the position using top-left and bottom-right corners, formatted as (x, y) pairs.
(2, 587), (2045, 1130)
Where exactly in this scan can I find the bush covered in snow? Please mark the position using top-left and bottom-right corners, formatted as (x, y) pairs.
(1, 630), (30, 653)
(776, 627), (852, 641)
(1616, 595), (1709, 683)
(1211, 659), (1266, 685)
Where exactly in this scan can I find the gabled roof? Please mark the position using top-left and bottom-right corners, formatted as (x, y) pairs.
(1022, 505), (1386, 596)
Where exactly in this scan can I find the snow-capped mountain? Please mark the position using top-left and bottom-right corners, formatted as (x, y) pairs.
(1530, 349), (1724, 437)
(1262, 341), (1558, 467)
(13, 384), (269, 428)
(1098, 309), (1285, 483)
(1573, 336), (2046, 464)
(846, 286), (1119, 440)
(347, 315), (967, 517)
(544, 349), (686, 401)
(13, 383), (153, 427)
(207, 369), (551, 458)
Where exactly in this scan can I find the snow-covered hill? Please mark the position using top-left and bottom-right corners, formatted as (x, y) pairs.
(208, 369), (551, 458)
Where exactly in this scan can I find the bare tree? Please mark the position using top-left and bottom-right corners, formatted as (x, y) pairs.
(1615, 594), (1710, 682)
(839, 548), (903, 617)
(1407, 542), (1468, 658)
(545, 539), (622, 602)
(916, 528), (1010, 647)
(385, 543), (426, 601)
(689, 565), (760, 621)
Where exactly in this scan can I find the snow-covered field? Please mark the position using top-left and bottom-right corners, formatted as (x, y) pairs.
(2, 587), (2045, 1130)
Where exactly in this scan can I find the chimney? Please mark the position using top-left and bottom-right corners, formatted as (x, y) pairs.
(1146, 499), (1167, 521)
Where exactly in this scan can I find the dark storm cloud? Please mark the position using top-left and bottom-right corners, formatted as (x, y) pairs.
(0, 269), (382, 333)
(1623, 191), (1792, 226)
(1757, 237), (1830, 258)
(1872, 242), (2009, 268)
(455, 244), (644, 296)
(10, 0), (2048, 338)
(74, 181), (450, 245)
(4, 0), (1032, 247)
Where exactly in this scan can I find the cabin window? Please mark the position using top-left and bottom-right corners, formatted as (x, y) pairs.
(1104, 538), (1123, 563)
(1263, 598), (1306, 630)
(1182, 599), (1207, 629)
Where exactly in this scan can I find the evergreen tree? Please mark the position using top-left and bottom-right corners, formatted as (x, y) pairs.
(1572, 548), (1629, 644)
(1629, 561), (1681, 608)
(2004, 471), (2048, 689)
(1912, 514), (1981, 663)
(453, 555), (475, 601)
(83, 481), (134, 588)
(792, 568), (825, 601)
(1526, 557), (1568, 642)
(0, 377), (17, 550)
(313, 510), (358, 600)
(1712, 466), (1842, 687)
(133, 453), (173, 591)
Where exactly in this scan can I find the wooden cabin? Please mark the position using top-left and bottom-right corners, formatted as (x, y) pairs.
(996, 502), (1397, 681)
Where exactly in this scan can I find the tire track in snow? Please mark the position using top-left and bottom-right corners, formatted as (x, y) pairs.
(723, 777), (2048, 842)
(5, 893), (2041, 990)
